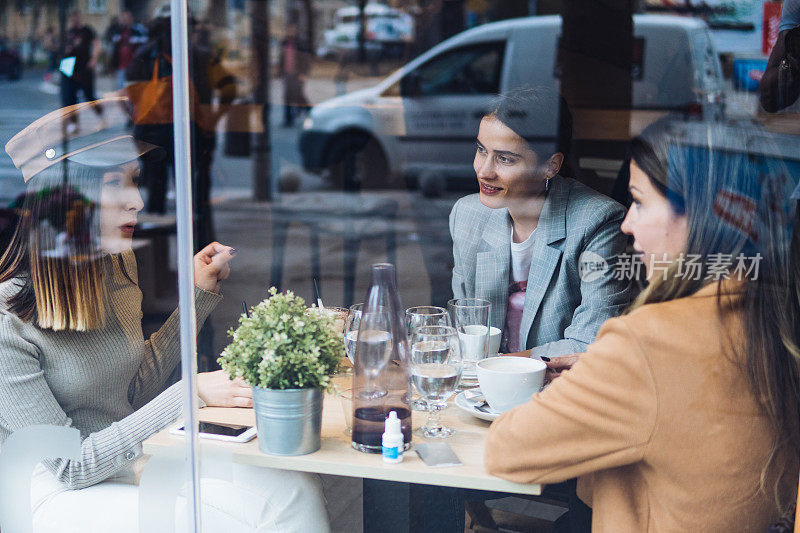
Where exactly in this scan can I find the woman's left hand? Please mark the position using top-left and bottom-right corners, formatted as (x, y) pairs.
(194, 242), (237, 293)
(197, 370), (253, 408)
(544, 354), (580, 384)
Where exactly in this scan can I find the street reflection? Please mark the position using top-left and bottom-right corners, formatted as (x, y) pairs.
(0, 0), (798, 530)
(0, 1), (796, 385)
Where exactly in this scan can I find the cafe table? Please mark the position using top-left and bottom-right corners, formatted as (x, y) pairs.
(143, 386), (542, 532)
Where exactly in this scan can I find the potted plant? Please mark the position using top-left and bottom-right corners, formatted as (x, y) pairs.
(218, 288), (342, 456)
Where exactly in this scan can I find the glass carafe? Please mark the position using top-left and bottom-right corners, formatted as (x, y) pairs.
(351, 263), (412, 453)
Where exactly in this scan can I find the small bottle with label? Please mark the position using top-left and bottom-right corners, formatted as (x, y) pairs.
(382, 411), (404, 463)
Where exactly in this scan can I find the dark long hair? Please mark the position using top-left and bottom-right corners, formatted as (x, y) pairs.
(629, 121), (800, 510)
(0, 161), (107, 331)
(484, 86), (574, 177)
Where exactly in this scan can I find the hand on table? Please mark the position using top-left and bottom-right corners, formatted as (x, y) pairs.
(197, 370), (253, 408)
(544, 355), (580, 384)
(194, 242), (237, 293)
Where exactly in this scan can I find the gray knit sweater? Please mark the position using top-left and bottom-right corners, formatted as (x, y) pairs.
(0, 251), (221, 489)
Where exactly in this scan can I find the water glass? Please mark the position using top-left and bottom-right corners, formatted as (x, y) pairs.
(405, 306), (450, 411)
(405, 306), (450, 335)
(313, 306), (349, 368)
(448, 298), (491, 387)
(322, 306), (349, 334)
(410, 325), (462, 438)
(343, 303), (363, 364)
(338, 388), (354, 435)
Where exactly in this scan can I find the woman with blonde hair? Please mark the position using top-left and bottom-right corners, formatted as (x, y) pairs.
(0, 99), (330, 532)
(486, 120), (800, 531)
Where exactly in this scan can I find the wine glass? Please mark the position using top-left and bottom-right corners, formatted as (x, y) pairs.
(448, 298), (491, 388)
(353, 306), (393, 399)
(405, 306), (450, 410)
(410, 325), (462, 438)
(343, 303), (363, 364)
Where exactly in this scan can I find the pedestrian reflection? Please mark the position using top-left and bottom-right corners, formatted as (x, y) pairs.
(125, 3), (237, 249)
(279, 22), (312, 128)
(61, 11), (103, 131)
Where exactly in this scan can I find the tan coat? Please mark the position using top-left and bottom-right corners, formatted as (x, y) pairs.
(485, 282), (797, 532)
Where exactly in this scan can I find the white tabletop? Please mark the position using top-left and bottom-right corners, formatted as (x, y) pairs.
(144, 387), (541, 496)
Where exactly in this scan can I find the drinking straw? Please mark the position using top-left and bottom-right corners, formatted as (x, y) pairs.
(313, 278), (325, 310)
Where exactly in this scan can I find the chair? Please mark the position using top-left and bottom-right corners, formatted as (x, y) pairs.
(464, 482), (576, 533)
(466, 501), (562, 533)
(269, 192), (398, 307)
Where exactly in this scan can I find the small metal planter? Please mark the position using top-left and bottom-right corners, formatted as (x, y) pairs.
(252, 386), (324, 456)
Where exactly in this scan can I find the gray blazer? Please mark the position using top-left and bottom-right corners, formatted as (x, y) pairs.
(449, 176), (632, 358)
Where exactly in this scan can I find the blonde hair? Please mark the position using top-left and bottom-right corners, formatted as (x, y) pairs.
(0, 163), (107, 331)
(27, 244), (106, 331)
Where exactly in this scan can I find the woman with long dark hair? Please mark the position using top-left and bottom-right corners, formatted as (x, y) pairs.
(485, 120), (800, 531)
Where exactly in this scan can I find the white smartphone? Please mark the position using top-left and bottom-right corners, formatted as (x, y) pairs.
(169, 421), (257, 443)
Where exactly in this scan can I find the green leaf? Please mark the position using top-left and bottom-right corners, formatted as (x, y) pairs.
(217, 289), (343, 391)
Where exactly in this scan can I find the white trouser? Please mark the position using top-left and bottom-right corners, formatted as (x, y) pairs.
(30, 460), (331, 533)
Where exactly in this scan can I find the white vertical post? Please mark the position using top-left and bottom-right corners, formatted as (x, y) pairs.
(169, 0), (202, 531)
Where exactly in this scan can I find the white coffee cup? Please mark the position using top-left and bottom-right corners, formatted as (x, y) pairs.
(458, 325), (502, 361)
(476, 356), (546, 413)
(486, 327), (502, 356)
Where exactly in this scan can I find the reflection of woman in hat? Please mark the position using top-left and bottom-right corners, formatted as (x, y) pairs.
(0, 99), (329, 531)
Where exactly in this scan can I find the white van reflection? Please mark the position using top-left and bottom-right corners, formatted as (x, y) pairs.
(299, 14), (724, 194)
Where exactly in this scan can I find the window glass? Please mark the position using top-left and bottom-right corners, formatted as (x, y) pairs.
(1, 1), (799, 531)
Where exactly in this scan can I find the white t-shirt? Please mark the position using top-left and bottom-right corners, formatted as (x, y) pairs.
(505, 227), (536, 352)
(510, 227), (536, 282)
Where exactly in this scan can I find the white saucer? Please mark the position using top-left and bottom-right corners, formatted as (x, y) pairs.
(454, 391), (502, 422)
